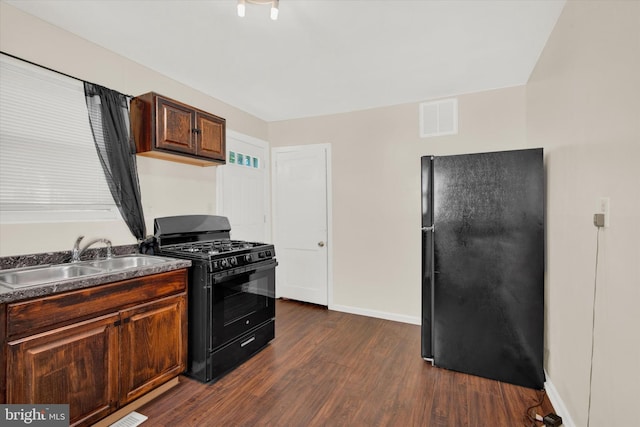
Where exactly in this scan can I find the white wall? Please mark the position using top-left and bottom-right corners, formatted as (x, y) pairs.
(0, 2), (268, 256)
(269, 86), (528, 320)
(527, 1), (640, 426)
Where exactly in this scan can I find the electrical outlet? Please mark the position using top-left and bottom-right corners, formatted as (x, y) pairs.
(598, 197), (610, 227)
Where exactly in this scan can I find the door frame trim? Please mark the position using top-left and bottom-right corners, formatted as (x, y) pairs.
(271, 143), (333, 308)
(216, 129), (272, 242)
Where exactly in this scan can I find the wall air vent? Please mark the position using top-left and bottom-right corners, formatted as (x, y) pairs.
(419, 98), (458, 138)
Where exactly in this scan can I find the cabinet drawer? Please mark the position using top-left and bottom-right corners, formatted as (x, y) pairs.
(7, 269), (187, 339)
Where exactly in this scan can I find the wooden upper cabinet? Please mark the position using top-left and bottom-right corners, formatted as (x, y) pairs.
(131, 92), (226, 166)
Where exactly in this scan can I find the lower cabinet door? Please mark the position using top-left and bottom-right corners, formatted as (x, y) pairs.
(6, 313), (120, 427)
(119, 293), (187, 404)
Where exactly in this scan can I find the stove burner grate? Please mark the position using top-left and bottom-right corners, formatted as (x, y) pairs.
(167, 240), (262, 256)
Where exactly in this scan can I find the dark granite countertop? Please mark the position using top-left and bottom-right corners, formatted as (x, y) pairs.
(0, 246), (191, 304)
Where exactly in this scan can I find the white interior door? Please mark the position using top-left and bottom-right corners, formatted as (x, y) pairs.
(217, 131), (270, 242)
(272, 144), (331, 306)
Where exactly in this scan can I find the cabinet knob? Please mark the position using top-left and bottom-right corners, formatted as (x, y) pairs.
(191, 128), (201, 134)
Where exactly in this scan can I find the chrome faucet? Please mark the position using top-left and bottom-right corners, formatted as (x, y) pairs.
(72, 235), (112, 262)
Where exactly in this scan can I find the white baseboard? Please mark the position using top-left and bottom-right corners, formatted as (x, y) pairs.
(329, 303), (421, 325)
(544, 371), (576, 427)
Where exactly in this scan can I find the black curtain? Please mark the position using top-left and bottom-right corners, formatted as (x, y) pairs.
(84, 83), (148, 246)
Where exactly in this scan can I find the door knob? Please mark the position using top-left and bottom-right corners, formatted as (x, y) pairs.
(318, 241), (325, 247)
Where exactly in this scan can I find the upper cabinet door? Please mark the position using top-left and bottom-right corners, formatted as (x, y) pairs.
(196, 111), (225, 161)
(156, 97), (196, 154)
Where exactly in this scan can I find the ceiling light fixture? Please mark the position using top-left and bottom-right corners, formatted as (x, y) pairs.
(237, 0), (279, 21)
(237, 0), (246, 17)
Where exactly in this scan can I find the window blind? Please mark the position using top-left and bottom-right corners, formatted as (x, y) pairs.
(0, 53), (119, 223)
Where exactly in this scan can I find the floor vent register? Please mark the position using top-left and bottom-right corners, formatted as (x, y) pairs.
(109, 411), (148, 427)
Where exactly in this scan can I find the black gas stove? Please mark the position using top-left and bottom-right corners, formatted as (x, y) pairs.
(154, 215), (276, 383)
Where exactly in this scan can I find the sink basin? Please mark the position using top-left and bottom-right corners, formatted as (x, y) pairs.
(0, 255), (170, 290)
(88, 255), (165, 271)
(0, 264), (104, 289)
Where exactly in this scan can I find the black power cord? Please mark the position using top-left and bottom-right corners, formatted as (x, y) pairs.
(525, 390), (546, 426)
(587, 226), (602, 427)
(530, 226), (600, 427)
(526, 222), (602, 427)
(524, 389), (563, 427)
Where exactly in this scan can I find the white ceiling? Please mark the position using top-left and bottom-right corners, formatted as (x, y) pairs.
(6, 0), (565, 122)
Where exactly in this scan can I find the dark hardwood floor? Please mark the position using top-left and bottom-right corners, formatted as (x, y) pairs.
(137, 299), (554, 426)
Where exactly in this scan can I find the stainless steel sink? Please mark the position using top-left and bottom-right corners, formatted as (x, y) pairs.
(0, 264), (104, 289)
(88, 255), (165, 271)
(0, 255), (169, 289)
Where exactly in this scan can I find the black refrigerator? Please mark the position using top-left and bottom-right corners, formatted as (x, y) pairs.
(421, 148), (545, 390)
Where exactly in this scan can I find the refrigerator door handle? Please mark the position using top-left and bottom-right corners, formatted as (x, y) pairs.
(421, 226), (435, 361)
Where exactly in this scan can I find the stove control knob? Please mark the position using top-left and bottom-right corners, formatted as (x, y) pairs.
(258, 252), (265, 259)
(221, 259), (229, 268)
(265, 250), (272, 257)
(244, 254), (253, 262)
(230, 257), (238, 266)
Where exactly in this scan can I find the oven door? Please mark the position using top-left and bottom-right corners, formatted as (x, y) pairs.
(210, 259), (276, 350)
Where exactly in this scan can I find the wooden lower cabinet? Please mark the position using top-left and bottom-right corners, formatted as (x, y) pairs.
(7, 314), (120, 426)
(3, 269), (188, 427)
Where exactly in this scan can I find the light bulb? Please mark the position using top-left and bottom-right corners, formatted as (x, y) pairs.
(237, 0), (246, 17)
(270, 1), (279, 20)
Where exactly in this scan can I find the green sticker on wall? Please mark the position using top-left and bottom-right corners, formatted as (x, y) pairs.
(253, 157), (259, 168)
(229, 151), (236, 164)
(237, 153), (244, 165)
